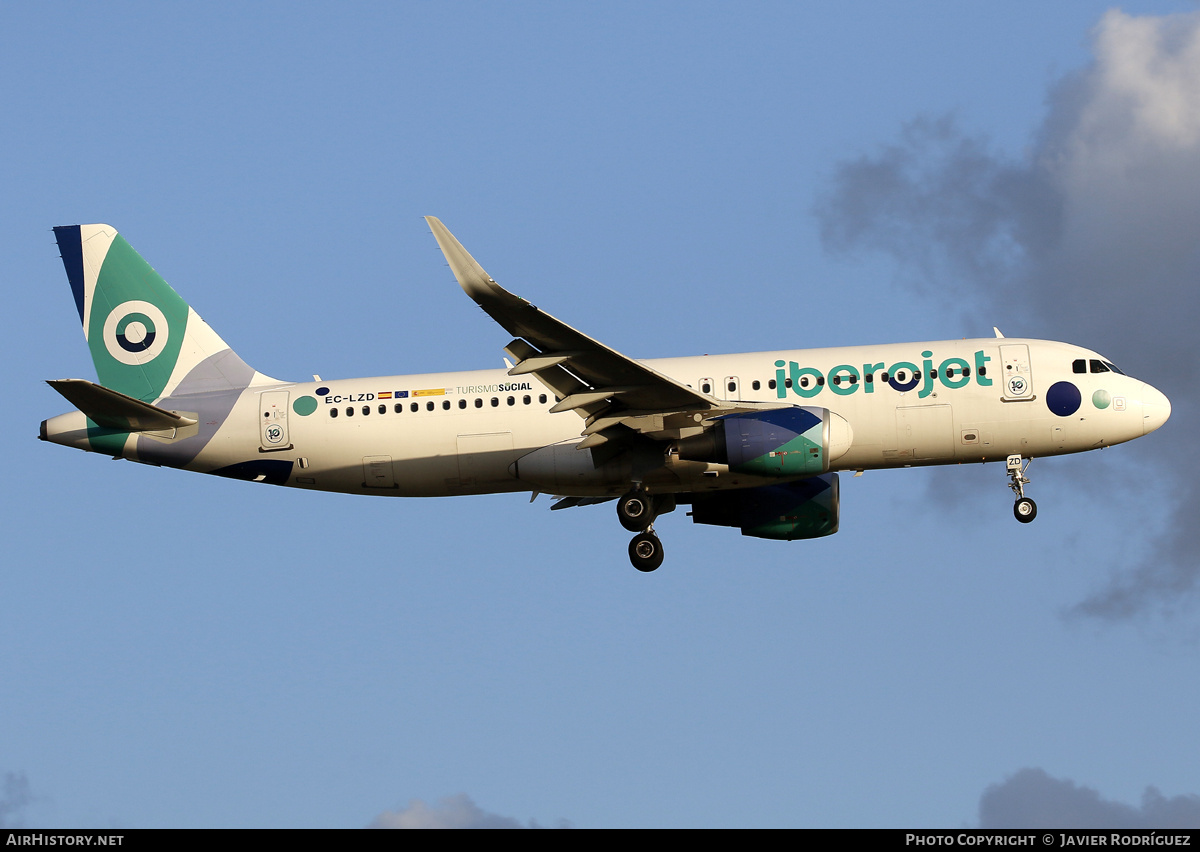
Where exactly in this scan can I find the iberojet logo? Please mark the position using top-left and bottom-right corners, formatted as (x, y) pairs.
(102, 300), (170, 365)
(774, 350), (993, 400)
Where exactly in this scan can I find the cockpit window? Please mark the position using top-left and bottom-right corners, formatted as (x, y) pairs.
(1089, 359), (1110, 374)
(1072, 359), (1086, 374)
(1103, 360), (1125, 375)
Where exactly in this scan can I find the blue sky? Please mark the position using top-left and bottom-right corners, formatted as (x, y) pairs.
(3, 1), (1198, 828)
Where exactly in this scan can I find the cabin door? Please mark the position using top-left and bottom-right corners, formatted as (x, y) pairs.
(259, 391), (291, 451)
(999, 344), (1033, 401)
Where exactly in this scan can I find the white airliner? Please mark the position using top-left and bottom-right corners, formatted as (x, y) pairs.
(41, 220), (1171, 571)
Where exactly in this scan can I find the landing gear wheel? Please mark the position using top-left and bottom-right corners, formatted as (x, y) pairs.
(617, 489), (657, 532)
(628, 532), (664, 572)
(1006, 455), (1037, 524)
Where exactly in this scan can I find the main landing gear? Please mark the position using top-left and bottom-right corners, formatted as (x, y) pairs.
(618, 487), (671, 572)
(628, 531), (664, 573)
(1006, 454), (1037, 523)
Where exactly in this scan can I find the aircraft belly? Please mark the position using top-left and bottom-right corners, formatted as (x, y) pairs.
(281, 413), (578, 497)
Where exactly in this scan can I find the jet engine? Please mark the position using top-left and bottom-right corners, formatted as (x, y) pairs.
(676, 406), (852, 476)
(688, 474), (840, 540)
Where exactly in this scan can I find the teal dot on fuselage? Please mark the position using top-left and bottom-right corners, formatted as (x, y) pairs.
(1092, 389), (1111, 409)
(293, 396), (318, 416)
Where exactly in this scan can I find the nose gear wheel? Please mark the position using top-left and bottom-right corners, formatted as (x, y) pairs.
(1006, 454), (1037, 524)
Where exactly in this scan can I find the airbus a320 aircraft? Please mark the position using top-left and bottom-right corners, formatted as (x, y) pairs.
(41, 220), (1171, 571)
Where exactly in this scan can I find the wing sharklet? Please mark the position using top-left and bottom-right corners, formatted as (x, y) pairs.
(425, 216), (722, 433)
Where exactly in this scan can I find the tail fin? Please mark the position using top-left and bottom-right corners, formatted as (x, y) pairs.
(52, 224), (274, 401)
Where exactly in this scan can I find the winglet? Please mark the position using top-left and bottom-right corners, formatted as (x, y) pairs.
(425, 216), (524, 309)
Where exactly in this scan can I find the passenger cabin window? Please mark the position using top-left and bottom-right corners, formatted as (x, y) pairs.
(459, 399), (466, 409)
(330, 408), (338, 418)
(410, 402), (418, 412)
(539, 394), (547, 404)
(701, 382), (711, 394)
(426, 401), (434, 411)
(752, 380), (761, 391)
(378, 404), (386, 414)
(475, 398), (483, 408)
(768, 379), (777, 390)
(442, 400), (450, 410)
(394, 403), (403, 413)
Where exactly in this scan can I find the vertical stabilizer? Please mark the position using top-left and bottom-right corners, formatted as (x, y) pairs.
(52, 225), (275, 401)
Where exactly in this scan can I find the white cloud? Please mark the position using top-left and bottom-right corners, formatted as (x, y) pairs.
(979, 768), (1200, 829)
(0, 773), (32, 829)
(816, 10), (1200, 621)
(368, 793), (564, 829)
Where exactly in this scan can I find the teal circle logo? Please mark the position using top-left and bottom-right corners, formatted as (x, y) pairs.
(102, 300), (169, 365)
(292, 396), (318, 416)
(1092, 389), (1111, 409)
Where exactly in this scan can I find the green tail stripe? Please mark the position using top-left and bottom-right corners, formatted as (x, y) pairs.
(86, 235), (190, 401)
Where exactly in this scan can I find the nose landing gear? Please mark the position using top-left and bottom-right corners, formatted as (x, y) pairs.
(1007, 454), (1037, 523)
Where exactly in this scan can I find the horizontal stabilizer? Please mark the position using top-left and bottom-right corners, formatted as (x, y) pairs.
(47, 379), (198, 431)
(551, 496), (616, 511)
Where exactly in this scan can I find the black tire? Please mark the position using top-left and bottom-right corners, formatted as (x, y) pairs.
(617, 490), (656, 532)
(1013, 497), (1037, 523)
(628, 532), (664, 572)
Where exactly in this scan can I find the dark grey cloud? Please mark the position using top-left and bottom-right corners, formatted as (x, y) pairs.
(0, 772), (32, 829)
(815, 10), (1200, 621)
(979, 768), (1200, 829)
(368, 793), (567, 829)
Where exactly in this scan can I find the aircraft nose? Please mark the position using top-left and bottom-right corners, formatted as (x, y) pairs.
(1141, 383), (1171, 435)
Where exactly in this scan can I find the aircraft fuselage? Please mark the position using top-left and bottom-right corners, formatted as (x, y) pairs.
(43, 337), (1167, 498)
(39, 221), (1171, 571)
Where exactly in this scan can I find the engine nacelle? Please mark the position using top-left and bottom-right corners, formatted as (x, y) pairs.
(689, 474), (840, 540)
(676, 407), (852, 476)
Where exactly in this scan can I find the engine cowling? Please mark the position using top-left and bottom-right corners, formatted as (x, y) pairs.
(676, 407), (852, 476)
(688, 474), (840, 540)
